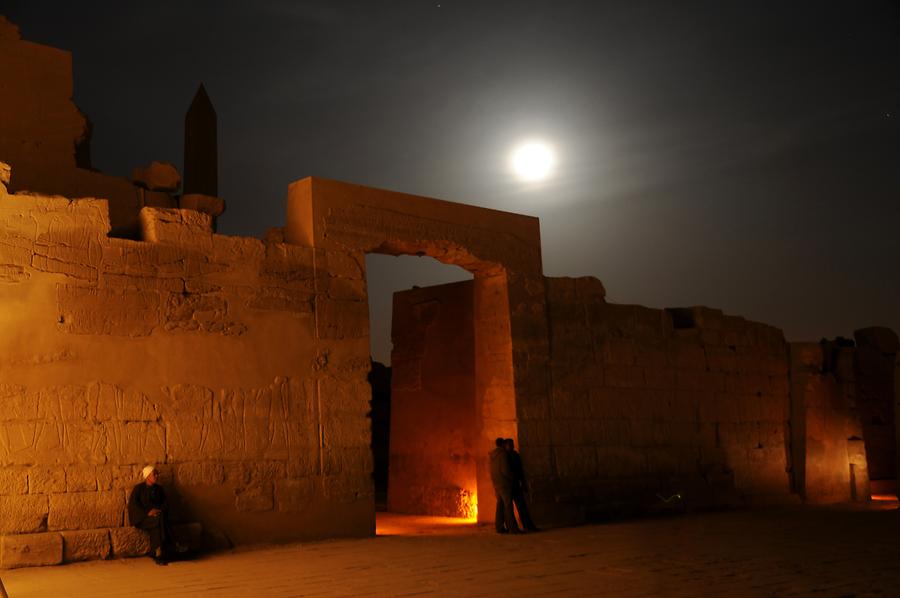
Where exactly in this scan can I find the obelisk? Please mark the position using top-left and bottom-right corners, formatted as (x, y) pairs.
(183, 84), (217, 197)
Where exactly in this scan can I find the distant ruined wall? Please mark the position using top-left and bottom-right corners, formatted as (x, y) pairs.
(0, 16), (177, 237)
(0, 184), (373, 568)
(525, 277), (795, 524)
(852, 328), (898, 482)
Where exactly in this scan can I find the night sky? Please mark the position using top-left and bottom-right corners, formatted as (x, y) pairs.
(5, 1), (899, 364)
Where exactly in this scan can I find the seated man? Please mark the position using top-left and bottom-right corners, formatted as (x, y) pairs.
(128, 464), (178, 565)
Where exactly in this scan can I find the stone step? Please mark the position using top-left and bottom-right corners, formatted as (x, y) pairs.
(0, 522), (203, 569)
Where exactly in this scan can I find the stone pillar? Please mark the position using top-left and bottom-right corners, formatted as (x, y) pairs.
(388, 281), (477, 518)
(473, 273), (518, 524)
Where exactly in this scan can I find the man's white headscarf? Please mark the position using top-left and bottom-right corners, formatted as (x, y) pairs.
(141, 464), (156, 480)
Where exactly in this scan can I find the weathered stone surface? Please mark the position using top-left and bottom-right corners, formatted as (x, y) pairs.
(28, 467), (66, 494)
(57, 285), (159, 336)
(322, 474), (372, 504)
(0, 161), (10, 186)
(65, 465), (98, 492)
(180, 193), (225, 218)
(132, 161), (181, 192)
(275, 478), (314, 512)
(234, 483), (274, 512)
(104, 422), (166, 465)
(175, 461), (225, 486)
(0, 469), (28, 495)
(48, 492), (123, 530)
(61, 529), (110, 562)
(140, 207), (212, 245)
(0, 532), (62, 568)
(109, 526), (150, 557)
(0, 495), (48, 534)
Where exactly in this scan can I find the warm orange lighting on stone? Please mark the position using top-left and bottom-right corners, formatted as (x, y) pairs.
(462, 490), (478, 522)
(871, 494), (898, 501)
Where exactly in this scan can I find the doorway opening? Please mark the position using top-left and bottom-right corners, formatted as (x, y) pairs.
(365, 254), (480, 533)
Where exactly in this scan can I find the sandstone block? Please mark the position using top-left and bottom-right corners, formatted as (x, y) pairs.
(0, 161), (10, 185)
(320, 250), (364, 280)
(234, 483), (274, 512)
(61, 529), (110, 562)
(285, 452), (318, 478)
(601, 339), (635, 365)
(57, 285), (159, 336)
(706, 347), (739, 373)
(244, 461), (287, 483)
(245, 287), (313, 314)
(104, 421), (166, 465)
(175, 461), (225, 486)
(604, 365), (645, 388)
(261, 242), (316, 283)
(140, 207), (212, 246)
(315, 297), (369, 339)
(0, 495), (48, 534)
(324, 276), (367, 301)
(94, 383), (159, 422)
(671, 342), (707, 370)
(180, 193), (225, 218)
(132, 161), (180, 192)
(635, 346), (668, 369)
(1, 532), (62, 568)
(555, 446), (598, 478)
(28, 467), (67, 494)
(109, 526), (150, 557)
(321, 473), (372, 503)
(275, 478), (314, 512)
(597, 446), (648, 477)
(0, 469), (28, 495)
(48, 491), (123, 530)
(322, 417), (370, 449)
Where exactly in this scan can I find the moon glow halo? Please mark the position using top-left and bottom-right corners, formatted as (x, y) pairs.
(510, 140), (556, 182)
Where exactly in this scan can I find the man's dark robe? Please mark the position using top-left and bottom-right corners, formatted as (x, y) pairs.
(128, 482), (171, 553)
(489, 447), (519, 533)
(508, 448), (537, 531)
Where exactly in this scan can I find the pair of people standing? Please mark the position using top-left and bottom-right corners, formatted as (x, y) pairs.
(489, 437), (538, 534)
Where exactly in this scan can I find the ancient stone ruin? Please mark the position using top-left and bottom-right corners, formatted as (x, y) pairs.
(1, 15), (898, 569)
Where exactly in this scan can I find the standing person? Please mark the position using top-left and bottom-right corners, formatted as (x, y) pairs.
(489, 437), (521, 534)
(128, 465), (174, 565)
(505, 438), (538, 531)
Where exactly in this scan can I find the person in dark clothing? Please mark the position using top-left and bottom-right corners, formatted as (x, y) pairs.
(128, 464), (174, 565)
(504, 438), (538, 531)
(489, 437), (521, 534)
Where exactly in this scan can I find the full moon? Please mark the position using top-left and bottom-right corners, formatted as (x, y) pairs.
(510, 140), (556, 182)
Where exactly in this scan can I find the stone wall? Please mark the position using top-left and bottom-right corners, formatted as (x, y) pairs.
(788, 343), (869, 503)
(388, 281), (476, 518)
(523, 277), (795, 524)
(0, 185), (373, 567)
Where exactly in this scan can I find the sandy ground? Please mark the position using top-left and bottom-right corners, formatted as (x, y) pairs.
(3, 504), (900, 597)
